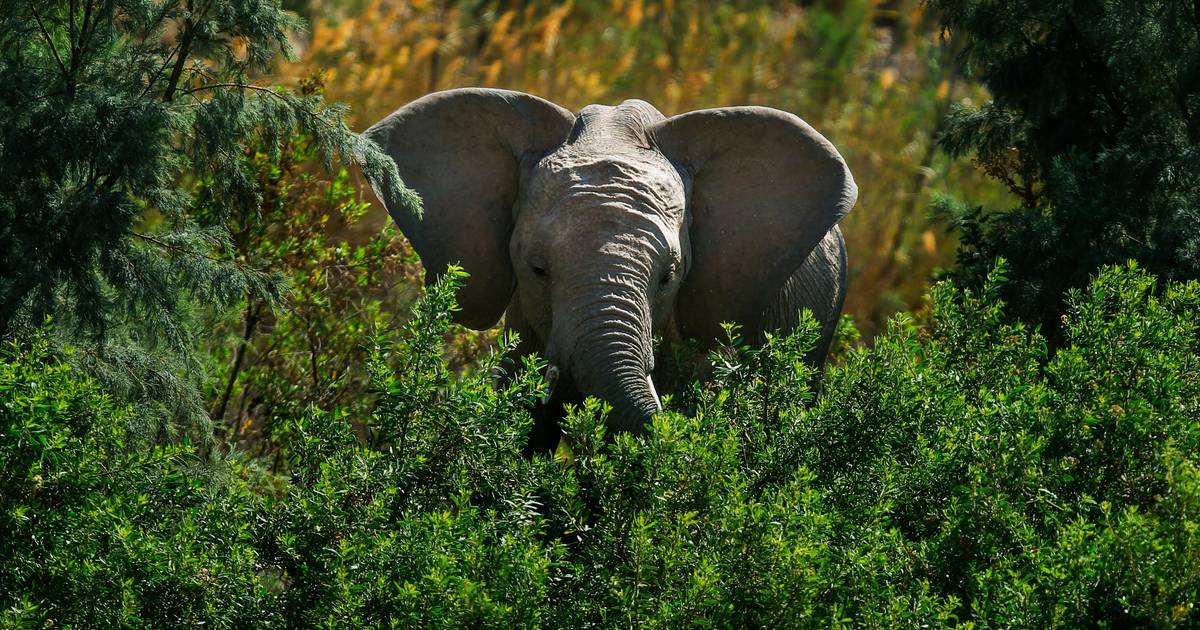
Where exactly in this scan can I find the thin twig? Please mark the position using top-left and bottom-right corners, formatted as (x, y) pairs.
(214, 301), (263, 424)
(138, 36), (187, 100)
(182, 81), (286, 96)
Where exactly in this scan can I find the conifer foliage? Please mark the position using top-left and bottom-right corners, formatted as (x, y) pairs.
(931, 0), (1200, 338)
(0, 0), (404, 436)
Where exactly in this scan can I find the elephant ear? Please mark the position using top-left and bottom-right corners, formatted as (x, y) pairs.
(362, 88), (575, 329)
(651, 106), (857, 339)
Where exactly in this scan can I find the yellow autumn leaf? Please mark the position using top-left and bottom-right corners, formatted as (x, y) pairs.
(625, 0), (643, 27)
(364, 65), (382, 90)
(540, 1), (573, 51)
(445, 56), (466, 80)
(880, 67), (897, 90)
(936, 79), (950, 100)
(413, 38), (439, 63)
(491, 9), (517, 48)
(921, 230), (937, 254)
(614, 49), (636, 75)
(331, 20), (354, 49)
(484, 60), (503, 84)
(309, 24), (329, 52)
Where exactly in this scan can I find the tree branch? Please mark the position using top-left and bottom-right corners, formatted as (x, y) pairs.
(214, 301), (262, 425)
(163, 0), (218, 101)
(68, 0), (77, 45)
(182, 82), (345, 131)
(163, 0), (195, 101)
(131, 231), (230, 265)
(29, 3), (68, 76)
(182, 81), (284, 96)
(72, 0), (94, 72)
(64, 0), (103, 100)
(138, 36), (187, 100)
(229, 379), (253, 447)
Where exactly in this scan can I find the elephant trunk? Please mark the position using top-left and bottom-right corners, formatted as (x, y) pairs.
(579, 351), (661, 434)
(560, 283), (661, 434)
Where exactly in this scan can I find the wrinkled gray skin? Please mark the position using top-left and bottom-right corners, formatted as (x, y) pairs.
(363, 88), (856, 453)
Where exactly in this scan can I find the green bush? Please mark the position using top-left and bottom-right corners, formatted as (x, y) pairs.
(0, 330), (274, 627)
(3, 263), (1199, 627)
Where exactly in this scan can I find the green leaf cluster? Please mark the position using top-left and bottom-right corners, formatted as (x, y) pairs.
(197, 129), (423, 457)
(0, 330), (273, 627)
(4, 263), (1199, 627)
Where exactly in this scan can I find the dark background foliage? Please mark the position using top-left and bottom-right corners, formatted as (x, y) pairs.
(930, 0), (1200, 342)
(0, 0), (404, 441)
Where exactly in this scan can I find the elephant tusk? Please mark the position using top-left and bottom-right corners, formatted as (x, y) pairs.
(541, 365), (560, 405)
(646, 374), (663, 412)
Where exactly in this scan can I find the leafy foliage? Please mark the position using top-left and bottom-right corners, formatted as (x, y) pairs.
(4, 264), (1199, 626)
(930, 0), (1200, 340)
(0, 331), (274, 628)
(197, 124), (423, 456)
(0, 0), (406, 439)
(4, 3), (1197, 626)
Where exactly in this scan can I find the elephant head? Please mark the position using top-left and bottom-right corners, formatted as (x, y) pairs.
(363, 88), (856, 435)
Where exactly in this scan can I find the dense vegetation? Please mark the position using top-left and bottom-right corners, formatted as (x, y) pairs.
(930, 0), (1200, 341)
(3, 0), (1200, 626)
(4, 265), (1200, 627)
(0, 0), (406, 442)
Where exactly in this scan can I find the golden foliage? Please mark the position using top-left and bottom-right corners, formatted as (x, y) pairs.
(279, 0), (1012, 336)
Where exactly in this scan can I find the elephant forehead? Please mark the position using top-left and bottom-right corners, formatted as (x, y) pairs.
(526, 152), (687, 221)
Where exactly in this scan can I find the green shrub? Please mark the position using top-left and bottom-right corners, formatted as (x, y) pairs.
(0, 330), (274, 628)
(3, 262), (1198, 627)
(806, 262), (1200, 625)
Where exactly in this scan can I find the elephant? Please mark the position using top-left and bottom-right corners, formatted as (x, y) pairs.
(362, 87), (856, 453)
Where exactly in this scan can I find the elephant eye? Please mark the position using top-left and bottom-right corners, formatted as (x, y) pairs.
(659, 263), (677, 287)
(529, 256), (548, 278)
